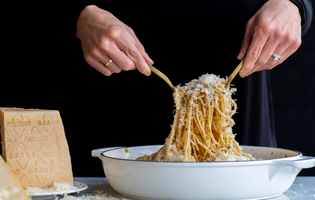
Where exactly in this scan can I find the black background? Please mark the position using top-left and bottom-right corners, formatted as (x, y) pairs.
(2, 0), (314, 177)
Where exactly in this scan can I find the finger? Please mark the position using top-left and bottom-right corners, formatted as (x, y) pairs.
(115, 31), (151, 76)
(96, 60), (113, 76)
(247, 35), (279, 74)
(238, 19), (255, 61)
(240, 27), (269, 77)
(86, 57), (113, 76)
(91, 47), (122, 74)
(266, 44), (287, 69)
(265, 42), (297, 70)
(102, 43), (136, 71)
(123, 41), (151, 76)
(142, 50), (154, 65)
(125, 27), (154, 65)
(101, 57), (122, 74)
(264, 31), (301, 70)
(83, 50), (113, 76)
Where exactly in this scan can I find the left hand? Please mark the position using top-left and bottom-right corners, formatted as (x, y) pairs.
(237, 0), (302, 77)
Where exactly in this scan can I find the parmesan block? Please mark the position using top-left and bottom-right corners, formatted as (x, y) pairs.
(0, 155), (31, 200)
(0, 108), (73, 189)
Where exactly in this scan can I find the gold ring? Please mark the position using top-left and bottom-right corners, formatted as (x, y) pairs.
(105, 59), (113, 67)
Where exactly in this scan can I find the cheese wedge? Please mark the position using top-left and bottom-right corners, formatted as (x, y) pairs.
(0, 155), (31, 200)
(0, 108), (73, 189)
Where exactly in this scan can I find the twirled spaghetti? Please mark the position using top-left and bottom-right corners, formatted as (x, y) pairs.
(137, 74), (253, 162)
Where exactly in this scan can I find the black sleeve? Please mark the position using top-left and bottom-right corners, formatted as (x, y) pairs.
(290, 0), (313, 36)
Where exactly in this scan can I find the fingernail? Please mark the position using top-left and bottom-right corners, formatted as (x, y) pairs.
(144, 52), (154, 64)
(149, 58), (154, 64)
(237, 51), (244, 60)
(239, 70), (245, 78)
(237, 52), (241, 59)
(145, 70), (151, 76)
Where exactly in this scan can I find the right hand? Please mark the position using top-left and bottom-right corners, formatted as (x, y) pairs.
(76, 5), (153, 76)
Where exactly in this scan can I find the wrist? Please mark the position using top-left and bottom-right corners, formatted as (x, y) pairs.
(289, 0), (304, 24)
(76, 5), (98, 39)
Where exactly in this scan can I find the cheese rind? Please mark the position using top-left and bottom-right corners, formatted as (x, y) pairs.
(0, 155), (31, 200)
(0, 107), (73, 189)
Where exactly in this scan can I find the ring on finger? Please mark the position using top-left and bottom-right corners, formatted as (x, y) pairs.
(105, 59), (113, 67)
(272, 53), (281, 61)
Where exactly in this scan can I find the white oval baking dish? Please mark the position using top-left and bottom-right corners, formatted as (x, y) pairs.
(92, 145), (315, 200)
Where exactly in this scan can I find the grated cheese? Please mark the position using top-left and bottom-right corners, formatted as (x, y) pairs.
(56, 194), (129, 200)
(214, 150), (252, 161)
(0, 186), (26, 200)
(26, 182), (78, 195)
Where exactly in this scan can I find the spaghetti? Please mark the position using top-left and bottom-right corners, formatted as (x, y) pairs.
(137, 74), (253, 162)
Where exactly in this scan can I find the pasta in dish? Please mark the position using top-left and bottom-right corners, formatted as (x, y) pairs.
(137, 74), (253, 162)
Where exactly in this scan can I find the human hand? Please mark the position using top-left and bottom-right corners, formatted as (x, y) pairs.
(76, 5), (153, 76)
(237, 0), (302, 77)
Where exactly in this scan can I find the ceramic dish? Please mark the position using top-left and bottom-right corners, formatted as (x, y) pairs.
(92, 145), (315, 200)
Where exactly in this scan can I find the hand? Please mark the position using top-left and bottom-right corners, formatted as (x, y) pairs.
(237, 0), (302, 77)
(76, 5), (153, 76)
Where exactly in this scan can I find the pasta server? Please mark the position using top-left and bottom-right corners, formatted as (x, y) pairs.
(225, 60), (243, 88)
(147, 63), (175, 92)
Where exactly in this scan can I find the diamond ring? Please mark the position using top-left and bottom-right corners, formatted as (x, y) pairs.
(272, 53), (281, 61)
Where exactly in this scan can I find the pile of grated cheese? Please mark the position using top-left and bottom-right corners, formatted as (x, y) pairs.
(174, 73), (236, 136)
(174, 74), (235, 115)
(55, 194), (129, 200)
(26, 182), (78, 195)
(185, 73), (230, 99)
(214, 147), (253, 161)
(26, 182), (129, 200)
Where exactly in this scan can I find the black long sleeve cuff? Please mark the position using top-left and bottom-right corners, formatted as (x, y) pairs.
(290, 0), (313, 36)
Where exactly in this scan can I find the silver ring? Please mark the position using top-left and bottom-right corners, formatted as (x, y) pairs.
(272, 53), (281, 61)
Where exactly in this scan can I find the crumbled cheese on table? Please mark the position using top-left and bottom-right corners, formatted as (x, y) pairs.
(56, 194), (129, 200)
(26, 182), (78, 195)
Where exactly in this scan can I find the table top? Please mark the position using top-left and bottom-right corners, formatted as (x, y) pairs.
(61, 176), (315, 200)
